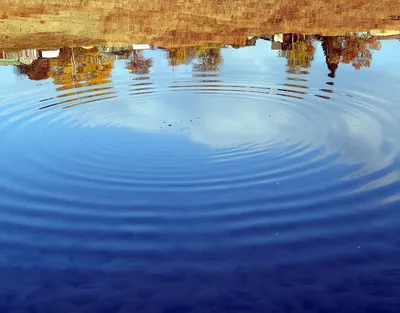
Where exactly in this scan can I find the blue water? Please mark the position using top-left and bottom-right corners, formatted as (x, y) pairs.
(0, 39), (399, 312)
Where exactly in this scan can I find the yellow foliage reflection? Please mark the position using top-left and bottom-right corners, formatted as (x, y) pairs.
(48, 47), (113, 90)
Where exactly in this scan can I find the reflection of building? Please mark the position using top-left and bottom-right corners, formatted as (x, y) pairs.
(273, 34), (283, 43)
(40, 50), (60, 59)
(99, 46), (130, 53)
(99, 46), (131, 60)
(0, 49), (38, 65)
(370, 29), (400, 41)
(98, 44), (152, 60)
(6, 34), (382, 84)
(0, 50), (19, 65)
(231, 36), (258, 49)
(19, 49), (38, 65)
(133, 44), (151, 50)
(270, 33), (309, 51)
(271, 41), (282, 50)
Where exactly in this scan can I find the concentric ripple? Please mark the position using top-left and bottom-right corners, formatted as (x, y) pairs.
(0, 46), (399, 278)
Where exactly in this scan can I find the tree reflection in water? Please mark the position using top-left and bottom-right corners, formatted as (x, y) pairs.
(13, 33), (382, 84)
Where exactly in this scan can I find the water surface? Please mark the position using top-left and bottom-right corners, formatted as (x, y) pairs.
(0, 35), (400, 312)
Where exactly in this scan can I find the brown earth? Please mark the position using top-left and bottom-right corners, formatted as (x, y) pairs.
(1, 0), (400, 50)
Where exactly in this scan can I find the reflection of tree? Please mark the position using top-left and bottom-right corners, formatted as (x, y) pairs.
(341, 34), (381, 69)
(14, 48), (113, 89)
(232, 36), (258, 49)
(166, 46), (223, 70)
(321, 34), (381, 77)
(126, 51), (153, 75)
(15, 59), (50, 80)
(192, 48), (223, 72)
(278, 40), (316, 74)
(321, 36), (342, 78)
(167, 47), (197, 66)
(48, 47), (113, 90)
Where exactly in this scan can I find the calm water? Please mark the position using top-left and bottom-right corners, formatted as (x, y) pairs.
(0, 37), (400, 312)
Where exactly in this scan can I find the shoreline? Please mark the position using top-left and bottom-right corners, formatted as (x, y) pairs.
(1, 0), (400, 50)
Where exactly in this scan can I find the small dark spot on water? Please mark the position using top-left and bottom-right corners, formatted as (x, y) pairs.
(168, 124), (172, 127)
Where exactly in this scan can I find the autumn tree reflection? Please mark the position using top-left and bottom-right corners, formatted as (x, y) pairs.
(16, 58), (50, 80)
(167, 47), (196, 67)
(341, 34), (381, 69)
(126, 51), (153, 75)
(49, 47), (113, 90)
(12, 33), (383, 85)
(321, 36), (342, 78)
(15, 47), (113, 90)
(166, 45), (223, 71)
(275, 33), (381, 77)
(321, 33), (381, 77)
(278, 40), (316, 74)
(192, 48), (223, 72)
